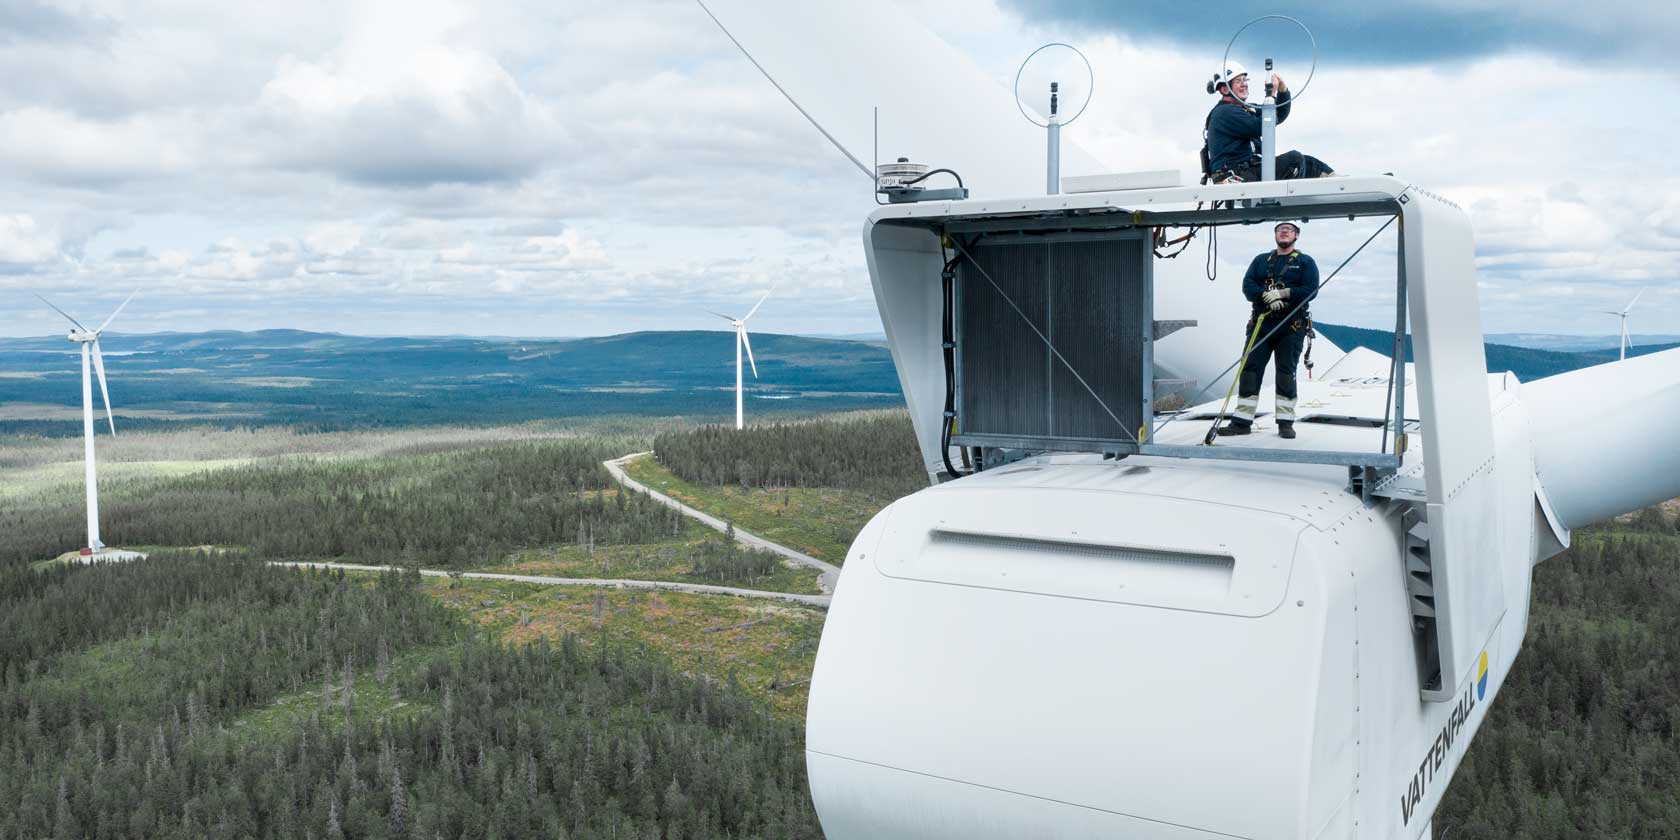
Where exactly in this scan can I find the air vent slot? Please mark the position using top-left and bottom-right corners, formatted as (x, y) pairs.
(930, 530), (1234, 572)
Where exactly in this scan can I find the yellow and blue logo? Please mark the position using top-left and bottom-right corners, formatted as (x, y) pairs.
(1476, 651), (1489, 700)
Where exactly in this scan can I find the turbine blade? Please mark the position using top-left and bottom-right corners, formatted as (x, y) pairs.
(1623, 289), (1645, 314)
(91, 341), (115, 436)
(34, 294), (87, 330)
(706, 310), (737, 323)
(741, 328), (758, 378)
(742, 290), (772, 322)
(97, 289), (138, 333)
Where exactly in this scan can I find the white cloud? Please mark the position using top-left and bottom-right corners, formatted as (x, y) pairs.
(0, 0), (1673, 338)
(256, 0), (558, 186)
(0, 106), (203, 184)
(0, 213), (60, 270)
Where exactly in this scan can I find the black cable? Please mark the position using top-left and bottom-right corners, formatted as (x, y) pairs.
(1205, 222), (1219, 281)
(904, 168), (964, 190)
(937, 234), (970, 480)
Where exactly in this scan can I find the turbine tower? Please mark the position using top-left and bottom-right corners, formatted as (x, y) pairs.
(1602, 289), (1644, 361)
(709, 291), (770, 430)
(37, 291), (134, 555)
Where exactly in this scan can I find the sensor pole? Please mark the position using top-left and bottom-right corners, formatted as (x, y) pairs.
(1046, 82), (1060, 195)
(1259, 58), (1276, 182)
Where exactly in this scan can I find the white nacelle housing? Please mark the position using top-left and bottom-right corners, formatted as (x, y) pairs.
(808, 177), (1569, 839)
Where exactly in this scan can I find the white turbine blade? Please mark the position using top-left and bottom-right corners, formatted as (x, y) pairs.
(695, 0), (1105, 198)
(741, 328), (758, 378)
(742, 290), (771, 322)
(97, 289), (138, 333)
(91, 341), (115, 436)
(34, 294), (87, 330)
(706, 310), (737, 323)
(1622, 289), (1645, 315)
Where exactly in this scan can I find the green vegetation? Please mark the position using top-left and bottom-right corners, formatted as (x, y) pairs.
(652, 414), (925, 500)
(427, 577), (824, 720)
(1437, 513), (1680, 837)
(486, 529), (823, 594)
(638, 414), (927, 563)
(1, 438), (685, 570)
(0, 553), (821, 839)
(624, 455), (885, 564)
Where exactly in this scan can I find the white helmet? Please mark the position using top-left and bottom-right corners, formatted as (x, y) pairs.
(1209, 61), (1248, 94)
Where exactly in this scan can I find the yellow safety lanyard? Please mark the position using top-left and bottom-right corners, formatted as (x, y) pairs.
(1203, 312), (1269, 446)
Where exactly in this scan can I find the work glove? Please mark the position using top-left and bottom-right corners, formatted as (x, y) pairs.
(1261, 288), (1290, 305)
(1268, 298), (1287, 311)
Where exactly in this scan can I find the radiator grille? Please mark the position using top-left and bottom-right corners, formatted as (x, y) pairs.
(956, 236), (1150, 449)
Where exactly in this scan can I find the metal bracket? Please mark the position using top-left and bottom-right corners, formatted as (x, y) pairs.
(883, 186), (970, 204)
(1152, 319), (1197, 340)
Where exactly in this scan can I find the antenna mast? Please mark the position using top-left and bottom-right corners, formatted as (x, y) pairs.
(1046, 82), (1060, 194)
(1014, 43), (1091, 196)
(1221, 15), (1317, 190)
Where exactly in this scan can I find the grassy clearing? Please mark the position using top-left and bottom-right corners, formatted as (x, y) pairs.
(226, 645), (447, 746)
(426, 577), (823, 720)
(621, 454), (885, 564)
(478, 527), (825, 595)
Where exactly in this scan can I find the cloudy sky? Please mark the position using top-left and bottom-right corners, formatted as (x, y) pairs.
(1, 0), (1675, 338)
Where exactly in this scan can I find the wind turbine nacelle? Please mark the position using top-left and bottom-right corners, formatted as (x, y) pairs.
(68, 329), (97, 343)
(808, 471), (1369, 838)
(806, 444), (1535, 839)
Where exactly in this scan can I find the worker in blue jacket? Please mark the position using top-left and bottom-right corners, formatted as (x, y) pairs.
(1204, 62), (1333, 184)
(1219, 222), (1318, 439)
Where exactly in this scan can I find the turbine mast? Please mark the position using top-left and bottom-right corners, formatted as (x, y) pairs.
(736, 327), (745, 429)
(80, 342), (102, 553)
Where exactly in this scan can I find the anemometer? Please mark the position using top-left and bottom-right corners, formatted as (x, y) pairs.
(1214, 15), (1318, 183)
(1013, 42), (1092, 195)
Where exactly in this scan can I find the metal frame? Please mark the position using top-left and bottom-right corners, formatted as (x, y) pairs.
(951, 229), (1153, 449)
(931, 195), (1409, 474)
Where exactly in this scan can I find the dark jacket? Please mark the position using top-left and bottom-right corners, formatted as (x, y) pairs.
(1206, 88), (1292, 173)
(1242, 249), (1318, 318)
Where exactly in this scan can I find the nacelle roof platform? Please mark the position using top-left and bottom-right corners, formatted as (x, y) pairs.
(863, 172), (1503, 706)
(868, 175), (1417, 232)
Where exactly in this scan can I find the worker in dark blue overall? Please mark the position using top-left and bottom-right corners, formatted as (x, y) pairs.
(1203, 63), (1333, 184)
(1219, 221), (1319, 439)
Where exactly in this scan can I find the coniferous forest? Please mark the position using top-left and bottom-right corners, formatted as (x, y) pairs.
(0, 554), (819, 839)
(1, 440), (685, 570)
(1437, 513), (1680, 837)
(5, 411), (1680, 837)
(652, 415), (926, 500)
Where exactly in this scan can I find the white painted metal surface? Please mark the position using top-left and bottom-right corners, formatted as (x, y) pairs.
(823, 178), (1680, 838)
(1062, 169), (1183, 193)
(696, 3), (1680, 837)
(1523, 345), (1680, 529)
(866, 176), (1405, 477)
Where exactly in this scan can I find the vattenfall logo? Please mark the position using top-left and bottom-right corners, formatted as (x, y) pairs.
(1476, 651), (1489, 701)
(1399, 651), (1488, 827)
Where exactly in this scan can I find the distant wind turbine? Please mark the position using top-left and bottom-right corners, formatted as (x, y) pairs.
(709, 291), (771, 430)
(1601, 289), (1645, 361)
(36, 290), (135, 555)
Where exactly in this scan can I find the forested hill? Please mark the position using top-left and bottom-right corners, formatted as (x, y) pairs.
(1314, 322), (1680, 381)
(0, 330), (901, 434)
(2, 326), (1661, 435)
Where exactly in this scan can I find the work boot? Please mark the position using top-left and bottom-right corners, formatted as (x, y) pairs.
(1278, 422), (1297, 439)
(1216, 422), (1252, 437)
